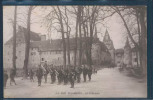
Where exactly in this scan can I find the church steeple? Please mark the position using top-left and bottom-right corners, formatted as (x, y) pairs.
(124, 37), (131, 49)
(103, 29), (115, 62)
(103, 29), (111, 42)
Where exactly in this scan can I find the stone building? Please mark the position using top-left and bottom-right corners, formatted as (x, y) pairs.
(91, 40), (111, 65)
(103, 29), (115, 63)
(3, 26), (111, 69)
(131, 47), (140, 67)
(3, 26), (41, 69)
(123, 38), (132, 67)
(115, 49), (124, 67)
(115, 38), (140, 68)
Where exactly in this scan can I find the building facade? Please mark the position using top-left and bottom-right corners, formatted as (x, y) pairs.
(115, 49), (124, 67)
(115, 38), (140, 68)
(4, 26), (111, 69)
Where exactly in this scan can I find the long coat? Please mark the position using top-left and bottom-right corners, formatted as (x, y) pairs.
(36, 68), (43, 78)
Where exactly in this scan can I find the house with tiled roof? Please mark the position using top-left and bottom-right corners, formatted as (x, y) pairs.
(3, 26), (112, 69)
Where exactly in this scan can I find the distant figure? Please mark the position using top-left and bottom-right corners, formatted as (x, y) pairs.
(69, 67), (75, 88)
(43, 61), (49, 83)
(63, 67), (69, 85)
(57, 67), (64, 84)
(36, 65), (43, 86)
(56, 67), (60, 84)
(82, 65), (88, 82)
(50, 66), (56, 84)
(75, 67), (82, 83)
(10, 68), (16, 85)
(4, 70), (8, 88)
(87, 67), (92, 81)
(29, 69), (34, 82)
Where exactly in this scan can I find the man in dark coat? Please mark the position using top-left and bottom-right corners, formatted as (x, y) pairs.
(10, 68), (16, 85)
(50, 66), (56, 84)
(43, 61), (49, 83)
(82, 65), (88, 82)
(58, 67), (64, 84)
(68, 67), (75, 88)
(29, 69), (34, 82)
(87, 67), (92, 81)
(63, 67), (69, 85)
(36, 65), (43, 86)
(4, 70), (8, 88)
(75, 67), (82, 83)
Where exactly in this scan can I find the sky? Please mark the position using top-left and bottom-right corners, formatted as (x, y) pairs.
(3, 6), (128, 49)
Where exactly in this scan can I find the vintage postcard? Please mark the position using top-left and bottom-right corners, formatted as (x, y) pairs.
(3, 5), (147, 98)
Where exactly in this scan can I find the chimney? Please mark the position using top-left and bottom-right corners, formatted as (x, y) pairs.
(41, 35), (46, 41)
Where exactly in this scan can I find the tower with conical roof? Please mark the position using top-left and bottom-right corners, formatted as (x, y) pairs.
(103, 29), (115, 62)
(123, 37), (132, 66)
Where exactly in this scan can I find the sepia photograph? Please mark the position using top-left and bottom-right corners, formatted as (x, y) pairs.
(3, 5), (147, 98)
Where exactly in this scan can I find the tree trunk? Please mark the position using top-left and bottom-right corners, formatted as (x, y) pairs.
(67, 34), (70, 66)
(82, 17), (88, 65)
(23, 6), (33, 79)
(139, 7), (147, 77)
(57, 6), (67, 68)
(12, 6), (17, 73)
(74, 7), (79, 67)
(65, 7), (71, 67)
(78, 6), (83, 66)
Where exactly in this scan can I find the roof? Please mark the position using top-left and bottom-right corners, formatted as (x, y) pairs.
(103, 29), (115, 50)
(103, 29), (111, 42)
(31, 37), (108, 52)
(5, 26), (41, 45)
(31, 39), (62, 51)
(5, 26), (108, 52)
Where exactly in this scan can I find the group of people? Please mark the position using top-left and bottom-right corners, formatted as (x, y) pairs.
(3, 61), (97, 89)
(29, 61), (96, 88)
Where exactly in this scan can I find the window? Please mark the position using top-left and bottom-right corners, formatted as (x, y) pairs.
(50, 51), (52, 54)
(58, 57), (60, 61)
(8, 52), (9, 55)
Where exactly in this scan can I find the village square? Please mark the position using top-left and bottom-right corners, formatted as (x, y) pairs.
(3, 6), (147, 98)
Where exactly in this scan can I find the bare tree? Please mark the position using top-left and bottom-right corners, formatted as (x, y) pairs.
(12, 6), (17, 72)
(74, 6), (79, 67)
(78, 6), (83, 66)
(23, 6), (35, 78)
(112, 6), (147, 76)
(53, 6), (67, 67)
(63, 6), (71, 66)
